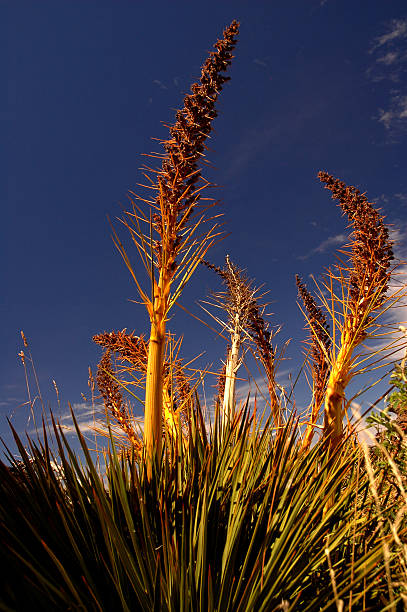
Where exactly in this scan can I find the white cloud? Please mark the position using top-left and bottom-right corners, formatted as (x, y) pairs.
(298, 233), (347, 260)
(47, 402), (145, 442)
(378, 95), (407, 130)
(253, 58), (268, 68)
(377, 51), (399, 65)
(314, 233), (347, 253)
(373, 19), (407, 49)
(368, 19), (407, 136)
(152, 79), (167, 90)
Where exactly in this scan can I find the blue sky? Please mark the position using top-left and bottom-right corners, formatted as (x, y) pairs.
(3, 0), (407, 448)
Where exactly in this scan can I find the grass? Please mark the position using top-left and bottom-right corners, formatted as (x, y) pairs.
(1, 18), (407, 611)
(1, 405), (402, 610)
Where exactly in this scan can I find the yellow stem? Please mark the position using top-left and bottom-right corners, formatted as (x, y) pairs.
(323, 335), (350, 514)
(222, 317), (240, 428)
(144, 318), (165, 478)
(264, 355), (281, 428)
(324, 380), (345, 452)
(302, 395), (322, 452)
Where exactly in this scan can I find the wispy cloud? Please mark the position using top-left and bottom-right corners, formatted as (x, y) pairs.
(314, 234), (347, 253)
(152, 79), (167, 90)
(298, 233), (346, 260)
(59, 403), (145, 439)
(253, 58), (268, 68)
(46, 402), (106, 436)
(376, 51), (399, 66)
(378, 95), (407, 130)
(372, 19), (407, 50)
(223, 102), (324, 180)
(368, 19), (407, 138)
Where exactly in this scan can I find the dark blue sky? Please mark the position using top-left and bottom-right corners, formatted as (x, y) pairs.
(3, 0), (407, 445)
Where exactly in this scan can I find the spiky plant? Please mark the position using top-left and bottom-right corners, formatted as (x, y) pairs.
(296, 275), (331, 450)
(107, 21), (239, 473)
(246, 283), (281, 425)
(1, 404), (401, 610)
(96, 348), (143, 452)
(317, 172), (395, 453)
(203, 256), (281, 427)
(203, 256), (256, 425)
(94, 330), (192, 447)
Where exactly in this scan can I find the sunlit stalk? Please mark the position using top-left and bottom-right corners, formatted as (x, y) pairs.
(223, 313), (240, 425)
(318, 172), (394, 456)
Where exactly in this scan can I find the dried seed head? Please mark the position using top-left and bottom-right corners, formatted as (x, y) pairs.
(246, 300), (275, 367)
(96, 350), (124, 416)
(318, 172), (394, 308)
(203, 255), (256, 329)
(149, 21), (239, 273)
(93, 330), (148, 371)
(93, 329), (191, 410)
(204, 255), (278, 417)
(96, 349), (141, 449)
(296, 275), (331, 406)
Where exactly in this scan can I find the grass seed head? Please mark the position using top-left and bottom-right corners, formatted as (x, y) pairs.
(296, 275), (331, 438)
(318, 171), (394, 310)
(96, 349), (141, 450)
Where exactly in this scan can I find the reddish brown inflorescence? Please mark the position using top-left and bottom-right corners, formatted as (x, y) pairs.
(318, 172), (394, 308)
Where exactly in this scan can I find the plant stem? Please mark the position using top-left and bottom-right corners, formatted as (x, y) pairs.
(222, 314), (240, 426)
(144, 274), (167, 476)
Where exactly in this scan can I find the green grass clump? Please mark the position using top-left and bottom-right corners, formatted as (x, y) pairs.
(0, 405), (401, 611)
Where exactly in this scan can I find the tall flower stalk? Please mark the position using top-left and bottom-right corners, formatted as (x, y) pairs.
(114, 22), (239, 472)
(204, 256), (280, 427)
(94, 330), (192, 447)
(203, 257), (252, 425)
(296, 275), (331, 450)
(318, 172), (394, 453)
(247, 290), (280, 426)
(96, 349), (142, 452)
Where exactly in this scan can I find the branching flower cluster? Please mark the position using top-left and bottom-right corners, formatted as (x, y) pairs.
(318, 172), (394, 311)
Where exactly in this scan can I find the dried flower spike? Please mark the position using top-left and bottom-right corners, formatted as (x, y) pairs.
(296, 275), (331, 450)
(124, 21), (239, 469)
(318, 172), (394, 453)
(204, 255), (280, 426)
(96, 350), (142, 451)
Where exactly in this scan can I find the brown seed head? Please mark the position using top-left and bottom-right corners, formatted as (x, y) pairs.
(94, 329), (191, 410)
(93, 330), (148, 371)
(96, 349), (141, 449)
(150, 21), (240, 273)
(318, 172), (394, 308)
(296, 274), (331, 404)
(203, 255), (256, 329)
